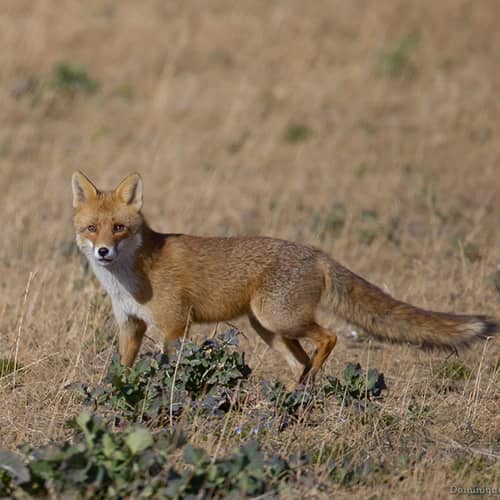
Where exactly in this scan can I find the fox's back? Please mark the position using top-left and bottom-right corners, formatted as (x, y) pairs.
(150, 234), (321, 322)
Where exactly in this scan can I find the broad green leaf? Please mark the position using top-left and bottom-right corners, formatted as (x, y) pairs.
(125, 428), (153, 455)
(102, 433), (115, 458)
(0, 449), (30, 484)
(183, 445), (206, 465)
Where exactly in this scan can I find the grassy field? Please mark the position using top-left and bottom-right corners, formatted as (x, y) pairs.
(1, 0), (499, 497)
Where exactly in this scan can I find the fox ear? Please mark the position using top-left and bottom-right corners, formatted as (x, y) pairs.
(72, 171), (98, 207)
(115, 173), (143, 210)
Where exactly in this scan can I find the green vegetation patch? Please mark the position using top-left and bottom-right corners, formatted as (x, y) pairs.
(323, 362), (387, 403)
(283, 123), (313, 144)
(1, 331), (391, 497)
(50, 62), (99, 94)
(433, 359), (472, 381)
(311, 202), (347, 241)
(81, 329), (251, 422)
(11, 61), (99, 101)
(380, 34), (418, 78)
(0, 412), (291, 499)
(0, 358), (22, 378)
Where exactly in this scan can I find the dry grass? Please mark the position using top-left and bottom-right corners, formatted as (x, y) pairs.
(1, 0), (499, 497)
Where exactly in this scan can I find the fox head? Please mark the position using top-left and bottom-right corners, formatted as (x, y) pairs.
(72, 171), (144, 267)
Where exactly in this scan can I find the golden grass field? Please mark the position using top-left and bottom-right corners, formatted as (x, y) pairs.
(1, 0), (499, 497)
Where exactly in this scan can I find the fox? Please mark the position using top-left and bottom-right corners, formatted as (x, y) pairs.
(72, 171), (498, 386)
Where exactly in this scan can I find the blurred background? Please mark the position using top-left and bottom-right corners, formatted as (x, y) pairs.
(0, 0), (499, 466)
(2, 1), (500, 251)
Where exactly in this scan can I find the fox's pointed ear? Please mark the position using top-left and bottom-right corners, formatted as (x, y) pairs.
(115, 173), (143, 210)
(72, 171), (98, 207)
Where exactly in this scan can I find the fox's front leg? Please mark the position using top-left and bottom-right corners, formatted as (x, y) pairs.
(159, 306), (193, 359)
(161, 326), (191, 360)
(118, 317), (147, 367)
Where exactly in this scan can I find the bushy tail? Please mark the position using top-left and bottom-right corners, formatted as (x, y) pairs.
(323, 259), (498, 349)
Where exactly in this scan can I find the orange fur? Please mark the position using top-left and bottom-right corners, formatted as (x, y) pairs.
(72, 171), (498, 385)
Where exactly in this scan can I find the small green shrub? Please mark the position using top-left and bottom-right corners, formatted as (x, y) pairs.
(264, 381), (317, 417)
(323, 363), (386, 403)
(463, 242), (481, 262)
(0, 413), (291, 499)
(380, 34), (418, 77)
(173, 329), (251, 399)
(50, 62), (98, 94)
(358, 209), (383, 246)
(433, 359), (471, 381)
(354, 162), (369, 177)
(0, 358), (22, 378)
(0, 412), (182, 498)
(171, 440), (291, 498)
(283, 123), (312, 144)
(13, 62), (99, 103)
(81, 330), (251, 422)
(264, 363), (387, 423)
(311, 202), (347, 241)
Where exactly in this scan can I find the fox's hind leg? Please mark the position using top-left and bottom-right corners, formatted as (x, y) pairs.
(248, 311), (311, 386)
(296, 324), (337, 384)
(119, 317), (147, 367)
(250, 292), (336, 386)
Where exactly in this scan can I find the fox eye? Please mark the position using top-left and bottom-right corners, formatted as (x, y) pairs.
(113, 224), (125, 233)
(87, 224), (97, 233)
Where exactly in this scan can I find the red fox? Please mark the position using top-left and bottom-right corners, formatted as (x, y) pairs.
(72, 171), (498, 385)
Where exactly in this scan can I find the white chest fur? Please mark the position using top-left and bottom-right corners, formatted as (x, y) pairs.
(91, 261), (152, 327)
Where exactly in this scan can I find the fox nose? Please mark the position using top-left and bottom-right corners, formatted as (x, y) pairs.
(98, 247), (109, 257)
